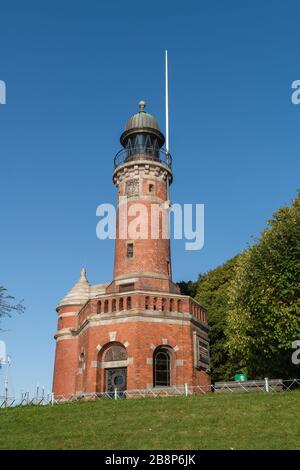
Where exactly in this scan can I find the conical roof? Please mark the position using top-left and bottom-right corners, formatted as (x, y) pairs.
(57, 268), (90, 308)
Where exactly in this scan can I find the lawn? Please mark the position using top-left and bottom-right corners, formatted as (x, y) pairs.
(0, 392), (299, 450)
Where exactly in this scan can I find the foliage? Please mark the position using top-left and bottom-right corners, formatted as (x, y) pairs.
(195, 257), (239, 381)
(226, 191), (300, 378)
(0, 287), (25, 327)
(177, 280), (198, 298)
(194, 190), (300, 380)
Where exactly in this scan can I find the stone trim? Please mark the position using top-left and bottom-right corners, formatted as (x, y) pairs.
(56, 334), (76, 342)
(114, 272), (170, 281)
(58, 312), (78, 318)
(113, 160), (173, 186)
(176, 359), (184, 366)
(77, 313), (192, 336)
(116, 278), (139, 286)
(91, 358), (133, 369)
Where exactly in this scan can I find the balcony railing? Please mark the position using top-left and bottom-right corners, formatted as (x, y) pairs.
(114, 146), (172, 170)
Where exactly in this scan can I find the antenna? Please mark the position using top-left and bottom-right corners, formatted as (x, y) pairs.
(165, 50), (169, 155)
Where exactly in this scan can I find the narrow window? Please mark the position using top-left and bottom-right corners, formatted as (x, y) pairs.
(149, 183), (154, 193)
(145, 296), (150, 310)
(119, 298), (124, 311)
(170, 299), (174, 312)
(127, 243), (134, 259)
(153, 297), (157, 311)
(154, 348), (171, 387)
(126, 297), (132, 310)
(97, 301), (101, 314)
(104, 300), (109, 313)
(112, 299), (116, 312)
(161, 298), (166, 312)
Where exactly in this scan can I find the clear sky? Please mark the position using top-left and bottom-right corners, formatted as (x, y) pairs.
(0, 0), (299, 398)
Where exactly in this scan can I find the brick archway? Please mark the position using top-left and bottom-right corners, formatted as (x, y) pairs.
(96, 342), (128, 393)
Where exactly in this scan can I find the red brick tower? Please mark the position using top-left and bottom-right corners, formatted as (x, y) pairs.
(53, 101), (210, 398)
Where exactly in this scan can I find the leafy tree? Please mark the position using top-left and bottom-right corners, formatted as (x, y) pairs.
(226, 191), (300, 378)
(196, 257), (239, 381)
(177, 280), (198, 298)
(0, 287), (25, 328)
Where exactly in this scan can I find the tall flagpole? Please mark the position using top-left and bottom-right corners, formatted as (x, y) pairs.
(165, 50), (169, 156)
(165, 50), (170, 207)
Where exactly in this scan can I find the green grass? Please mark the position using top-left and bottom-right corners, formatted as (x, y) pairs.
(0, 392), (299, 450)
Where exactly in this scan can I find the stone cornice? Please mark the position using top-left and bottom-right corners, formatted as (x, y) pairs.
(113, 160), (173, 186)
(72, 309), (208, 337)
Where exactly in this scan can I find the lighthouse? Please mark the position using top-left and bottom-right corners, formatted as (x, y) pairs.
(52, 101), (210, 398)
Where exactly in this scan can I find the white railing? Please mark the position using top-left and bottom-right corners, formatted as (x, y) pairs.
(1, 379), (300, 408)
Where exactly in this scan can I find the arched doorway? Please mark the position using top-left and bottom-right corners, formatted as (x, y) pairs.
(101, 343), (128, 394)
(153, 347), (172, 387)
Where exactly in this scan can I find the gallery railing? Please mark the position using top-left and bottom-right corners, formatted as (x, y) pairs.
(114, 146), (172, 170)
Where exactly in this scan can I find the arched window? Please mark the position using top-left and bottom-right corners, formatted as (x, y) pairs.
(104, 300), (109, 313)
(97, 301), (101, 314)
(112, 299), (116, 312)
(153, 347), (171, 387)
(177, 299), (182, 313)
(169, 299), (174, 312)
(119, 297), (124, 311)
(103, 344), (128, 362)
(145, 296), (150, 310)
(126, 297), (132, 310)
(153, 297), (157, 311)
(161, 298), (166, 312)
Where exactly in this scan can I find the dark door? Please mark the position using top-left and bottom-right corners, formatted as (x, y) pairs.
(105, 367), (127, 395)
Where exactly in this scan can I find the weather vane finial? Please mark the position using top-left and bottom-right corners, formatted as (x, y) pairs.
(139, 100), (146, 112)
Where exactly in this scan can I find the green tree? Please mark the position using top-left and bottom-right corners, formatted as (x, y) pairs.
(226, 191), (300, 378)
(196, 257), (239, 381)
(177, 280), (198, 298)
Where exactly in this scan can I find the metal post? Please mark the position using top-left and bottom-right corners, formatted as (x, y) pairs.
(265, 377), (269, 392)
(4, 385), (8, 408)
(184, 383), (189, 397)
(4, 359), (9, 408)
(114, 388), (118, 400)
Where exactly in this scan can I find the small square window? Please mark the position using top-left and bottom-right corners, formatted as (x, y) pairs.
(127, 243), (134, 258)
(149, 184), (154, 193)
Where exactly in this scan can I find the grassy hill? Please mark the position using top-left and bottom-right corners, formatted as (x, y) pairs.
(0, 392), (299, 450)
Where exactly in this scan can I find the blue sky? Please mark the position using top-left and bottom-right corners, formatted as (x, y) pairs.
(0, 0), (299, 398)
